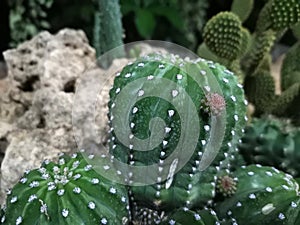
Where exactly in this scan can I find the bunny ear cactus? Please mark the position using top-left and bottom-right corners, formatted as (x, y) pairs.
(239, 116), (300, 177)
(216, 165), (300, 225)
(270, 0), (300, 30)
(203, 12), (243, 61)
(108, 53), (247, 213)
(281, 42), (300, 91)
(0, 152), (130, 225)
(199, 0), (300, 119)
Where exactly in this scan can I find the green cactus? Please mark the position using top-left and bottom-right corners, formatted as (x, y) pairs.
(244, 70), (276, 114)
(281, 41), (300, 91)
(108, 53), (247, 213)
(239, 116), (300, 177)
(93, 0), (125, 67)
(231, 0), (254, 23)
(0, 151), (130, 225)
(270, 0), (300, 30)
(161, 208), (220, 225)
(216, 165), (300, 225)
(203, 12), (243, 61)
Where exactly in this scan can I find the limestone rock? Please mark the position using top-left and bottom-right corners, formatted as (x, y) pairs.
(0, 29), (98, 205)
(2, 29), (96, 122)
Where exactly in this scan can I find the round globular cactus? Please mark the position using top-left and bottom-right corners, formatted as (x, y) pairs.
(216, 165), (300, 225)
(239, 116), (300, 177)
(203, 12), (243, 61)
(108, 53), (247, 213)
(0, 151), (130, 225)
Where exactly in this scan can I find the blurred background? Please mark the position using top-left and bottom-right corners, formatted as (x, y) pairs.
(0, 0), (297, 76)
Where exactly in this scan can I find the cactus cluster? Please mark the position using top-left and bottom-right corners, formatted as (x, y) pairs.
(1, 51), (300, 224)
(239, 116), (300, 177)
(198, 0), (300, 123)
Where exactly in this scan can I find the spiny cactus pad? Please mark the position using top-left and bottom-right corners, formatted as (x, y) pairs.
(0, 152), (130, 225)
(244, 70), (276, 114)
(281, 42), (300, 91)
(216, 165), (300, 225)
(108, 53), (247, 212)
(203, 12), (243, 61)
(270, 0), (300, 30)
(239, 116), (300, 177)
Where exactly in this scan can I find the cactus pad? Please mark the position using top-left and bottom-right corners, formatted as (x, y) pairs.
(281, 42), (300, 91)
(270, 0), (300, 30)
(203, 12), (243, 61)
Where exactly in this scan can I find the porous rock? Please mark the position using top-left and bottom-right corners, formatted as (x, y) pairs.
(0, 28), (112, 205)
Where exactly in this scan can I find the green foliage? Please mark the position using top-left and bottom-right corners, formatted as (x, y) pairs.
(239, 116), (300, 177)
(121, 0), (184, 39)
(216, 165), (300, 225)
(9, 0), (53, 47)
(120, 0), (208, 49)
(0, 151), (130, 224)
(161, 208), (220, 225)
(108, 53), (247, 213)
(244, 70), (276, 114)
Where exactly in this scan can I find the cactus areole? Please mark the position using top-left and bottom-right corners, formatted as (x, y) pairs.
(108, 53), (247, 212)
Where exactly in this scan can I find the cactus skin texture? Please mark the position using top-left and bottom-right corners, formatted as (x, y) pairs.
(0, 151), (130, 225)
(161, 208), (220, 225)
(216, 165), (300, 225)
(244, 70), (276, 114)
(108, 54), (247, 213)
(239, 116), (300, 177)
(281, 42), (300, 91)
(132, 207), (220, 225)
(270, 0), (300, 30)
(203, 12), (243, 61)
